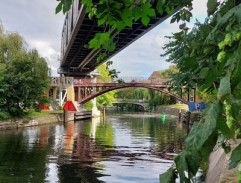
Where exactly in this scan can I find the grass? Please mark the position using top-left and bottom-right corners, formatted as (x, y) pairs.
(25, 110), (63, 118)
(160, 104), (188, 110)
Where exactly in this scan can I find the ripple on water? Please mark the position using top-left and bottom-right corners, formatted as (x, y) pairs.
(0, 112), (187, 182)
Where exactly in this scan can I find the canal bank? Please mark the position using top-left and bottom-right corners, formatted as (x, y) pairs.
(206, 140), (241, 183)
(155, 105), (201, 124)
(0, 112), (74, 131)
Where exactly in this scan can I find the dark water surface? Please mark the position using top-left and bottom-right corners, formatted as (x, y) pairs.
(0, 112), (188, 183)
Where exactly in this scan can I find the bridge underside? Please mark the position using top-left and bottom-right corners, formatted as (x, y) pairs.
(59, 1), (180, 77)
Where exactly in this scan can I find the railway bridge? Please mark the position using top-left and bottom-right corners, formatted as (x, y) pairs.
(58, 0), (180, 77)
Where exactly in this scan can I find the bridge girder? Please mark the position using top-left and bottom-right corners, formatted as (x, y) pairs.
(59, 0), (181, 77)
(74, 83), (190, 104)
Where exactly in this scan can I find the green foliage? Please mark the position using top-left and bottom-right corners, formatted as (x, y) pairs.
(55, 0), (72, 14)
(0, 23), (50, 118)
(84, 100), (93, 110)
(159, 168), (177, 183)
(158, 65), (179, 78)
(229, 144), (241, 169)
(207, 0), (219, 16)
(160, 1), (241, 182)
(96, 64), (116, 109)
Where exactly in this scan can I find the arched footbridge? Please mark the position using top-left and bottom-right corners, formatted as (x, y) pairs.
(112, 99), (149, 112)
(74, 82), (196, 105)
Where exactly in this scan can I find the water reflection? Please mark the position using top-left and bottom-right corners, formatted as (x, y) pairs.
(0, 112), (187, 182)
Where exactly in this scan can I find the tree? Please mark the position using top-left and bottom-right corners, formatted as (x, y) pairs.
(96, 64), (116, 109)
(159, 65), (179, 78)
(56, 0), (241, 182)
(0, 23), (50, 118)
(159, 1), (241, 182)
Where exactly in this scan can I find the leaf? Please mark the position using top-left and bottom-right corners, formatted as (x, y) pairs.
(186, 148), (202, 177)
(179, 23), (186, 30)
(174, 152), (191, 182)
(82, 0), (92, 7)
(97, 53), (106, 63)
(159, 168), (177, 183)
(201, 132), (217, 161)
(229, 144), (241, 169)
(170, 16), (176, 23)
(133, 7), (142, 21)
(157, 0), (165, 15)
(216, 116), (234, 139)
(218, 74), (231, 99)
(63, 0), (72, 10)
(207, 0), (218, 16)
(141, 15), (150, 26)
(114, 21), (125, 32)
(166, 4), (174, 15)
(142, 3), (155, 17)
(185, 102), (222, 151)
(98, 18), (106, 26)
(56, 2), (63, 14)
(121, 9), (133, 27)
(199, 67), (209, 79)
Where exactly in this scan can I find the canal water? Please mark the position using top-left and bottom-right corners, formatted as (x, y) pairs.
(0, 112), (188, 183)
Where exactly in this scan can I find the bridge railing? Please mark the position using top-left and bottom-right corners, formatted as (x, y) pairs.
(115, 98), (149, 103)
(73, 77), (171, 85)
(114, 77), (171, 84)
(61, 0), (85, 63)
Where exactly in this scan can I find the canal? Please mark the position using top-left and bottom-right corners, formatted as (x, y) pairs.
(0, 111), (188, 182)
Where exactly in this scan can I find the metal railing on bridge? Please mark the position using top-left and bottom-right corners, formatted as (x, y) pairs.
(113, 77), (171, 84)
(114, 98), (149, 104)
(74, 77), (171, 85)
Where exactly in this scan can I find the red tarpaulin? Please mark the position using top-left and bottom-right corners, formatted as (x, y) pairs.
(38, 103), (50, 110)
(63, 101), (77, 111)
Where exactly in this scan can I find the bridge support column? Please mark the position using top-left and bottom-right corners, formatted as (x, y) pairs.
(59, 88), (63, 106)
(78, 87), (80, 102)
(67, 87), (74, 101)
(53, 87), (57, 102)
(187, 88), (190, 102)
(84, 87), (87, 98)
(193, 88), (196, 102)
(91, 76), (100, 117)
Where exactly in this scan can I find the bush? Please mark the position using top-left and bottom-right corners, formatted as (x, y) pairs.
(84, 100), (93, 110)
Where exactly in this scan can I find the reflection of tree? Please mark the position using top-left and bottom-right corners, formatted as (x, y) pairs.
(123, 117), (187, 155)
(0, 129), (50, 182)
(95, 122), (115, 147)
(58, 163), (105, 183)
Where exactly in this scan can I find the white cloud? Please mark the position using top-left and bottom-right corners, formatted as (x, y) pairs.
(0, 0), (64, 76)
(28, 40), (60, 76)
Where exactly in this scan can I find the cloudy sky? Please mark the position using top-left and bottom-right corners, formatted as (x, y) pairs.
(0, 0), (207, 77)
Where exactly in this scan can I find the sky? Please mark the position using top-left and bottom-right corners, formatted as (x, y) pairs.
(0, 0), (207, 78)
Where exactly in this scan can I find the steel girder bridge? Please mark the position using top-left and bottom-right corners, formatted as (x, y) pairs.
(58, 0), (180, 77)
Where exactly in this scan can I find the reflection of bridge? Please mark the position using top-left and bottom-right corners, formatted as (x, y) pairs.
(112, 99), (149, 111)
(74, 78), (196, 105)
(59, 0), (180, 77)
